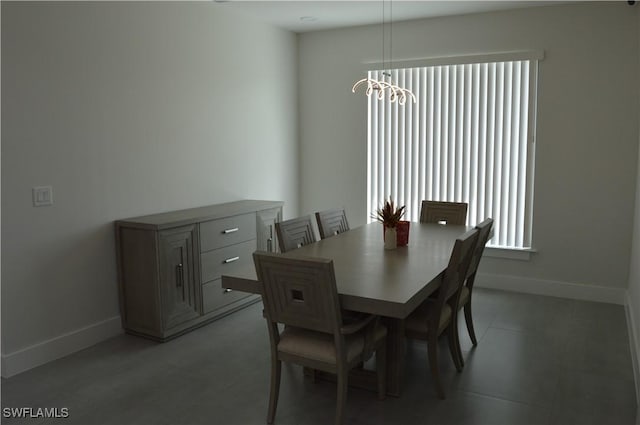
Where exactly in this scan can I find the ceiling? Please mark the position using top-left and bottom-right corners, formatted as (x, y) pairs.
(214, 1), (576, 33)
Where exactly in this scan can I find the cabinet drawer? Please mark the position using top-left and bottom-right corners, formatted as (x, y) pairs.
(201, 239), (256, 284)
(203, 279), (250, 314)
(200, 213), (256, 252)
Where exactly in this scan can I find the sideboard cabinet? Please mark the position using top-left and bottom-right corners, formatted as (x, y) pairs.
(115, 200), (283, 341)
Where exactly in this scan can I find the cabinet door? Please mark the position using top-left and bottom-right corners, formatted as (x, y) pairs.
(257, 207), (282, 253)
(159, 225), (201, 329)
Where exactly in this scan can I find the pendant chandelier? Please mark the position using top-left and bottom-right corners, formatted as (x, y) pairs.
(352, 0), (416, 105)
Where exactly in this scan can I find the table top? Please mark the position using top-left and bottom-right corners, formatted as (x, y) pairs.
(222, 222), (470, 319)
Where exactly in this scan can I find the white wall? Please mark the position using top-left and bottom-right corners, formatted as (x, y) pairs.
(298, 3), (639, 296)
(1, 2), (299, 375)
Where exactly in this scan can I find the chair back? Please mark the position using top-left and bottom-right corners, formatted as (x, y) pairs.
(433, 229), (479, 313)
(253, 252), (342, 334)
(420, 201), (468, 225)
(467, 218), (494, 279)
(316, 208), (350, 239)
(275, 216), (317, 253)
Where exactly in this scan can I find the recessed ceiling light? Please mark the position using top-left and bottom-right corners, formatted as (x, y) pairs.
(300, 16), (318, 23)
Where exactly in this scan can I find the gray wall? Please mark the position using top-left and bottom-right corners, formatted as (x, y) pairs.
(1, 3), (299, 362)
(298, 3), (639, 290)
(628, 3), (640, 407)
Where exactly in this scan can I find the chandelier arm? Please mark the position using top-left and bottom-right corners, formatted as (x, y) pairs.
(397, 89), (406, 105)
(352, 78), (371, 93)
(389, 84), (399, 102)
(399, 87), (416, 103)
(366, 80), (378, 96)
(375, 80), (387, 100)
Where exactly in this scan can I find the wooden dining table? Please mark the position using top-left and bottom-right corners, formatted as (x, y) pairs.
(221, 221), (470, 396)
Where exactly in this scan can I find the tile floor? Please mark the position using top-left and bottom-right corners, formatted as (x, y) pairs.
(1, 288), (638, 425)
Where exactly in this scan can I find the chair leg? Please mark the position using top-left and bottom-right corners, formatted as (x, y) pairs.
(335, 368), (348, 425)
(267, 359), (281, 424)
(376, 343), (387, 400)
(448, 321), (463, 372)
(464, 301), (478, 346)
(427, 334), (445, 399)
(453, 309), (465, 368)
(455, 316), (465, 368)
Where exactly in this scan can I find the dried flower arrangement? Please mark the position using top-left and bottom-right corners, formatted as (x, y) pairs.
(372, 198), (406, 228)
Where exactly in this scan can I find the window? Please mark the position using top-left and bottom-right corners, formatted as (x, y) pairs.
(366, 52), (541, 250)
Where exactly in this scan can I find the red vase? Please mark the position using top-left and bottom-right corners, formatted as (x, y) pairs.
(396, 221), (410, 246)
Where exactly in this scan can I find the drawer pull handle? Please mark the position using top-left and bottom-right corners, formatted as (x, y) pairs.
(224, 256), (240, 264)
(224, 288), (233, 294)
(175, 263), (184, 287)
(223, 228), (239, 234)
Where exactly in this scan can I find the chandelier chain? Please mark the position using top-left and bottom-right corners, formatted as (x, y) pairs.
(351, 0), (416, 104)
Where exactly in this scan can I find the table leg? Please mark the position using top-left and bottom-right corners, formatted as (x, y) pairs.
(383, 317), (405, 397)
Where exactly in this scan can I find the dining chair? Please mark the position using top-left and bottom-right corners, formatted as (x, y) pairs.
(419, 201), (468, 225)
(458, 218), (494, 350)
(274, 215), (317, 253)
(253, 252), (387, 425)
(404, 228), (479, 399)
(315, 208), (350, 239)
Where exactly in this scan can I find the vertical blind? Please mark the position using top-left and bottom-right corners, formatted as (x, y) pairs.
(366, 58), (538, 249)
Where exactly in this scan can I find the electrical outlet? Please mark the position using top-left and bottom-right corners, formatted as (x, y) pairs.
(32, 186), (53, 207)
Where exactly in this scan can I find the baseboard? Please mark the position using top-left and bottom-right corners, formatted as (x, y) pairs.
(625, 291), (640, 408)
(475, 272), (627, 305)
(1, 316), (123, 378)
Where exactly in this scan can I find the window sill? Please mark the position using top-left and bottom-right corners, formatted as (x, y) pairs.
(484, 246), (536, 261)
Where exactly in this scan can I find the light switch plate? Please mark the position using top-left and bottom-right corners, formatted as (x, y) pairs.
(32, 186), (53, 207)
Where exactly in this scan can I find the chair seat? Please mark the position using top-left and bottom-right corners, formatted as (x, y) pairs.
(405, 300), (452, 338)
(278, 324), (386, 365)
(459, 286), (470, 307)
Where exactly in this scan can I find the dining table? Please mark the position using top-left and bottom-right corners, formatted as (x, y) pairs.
(221, 221), (471, 396)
